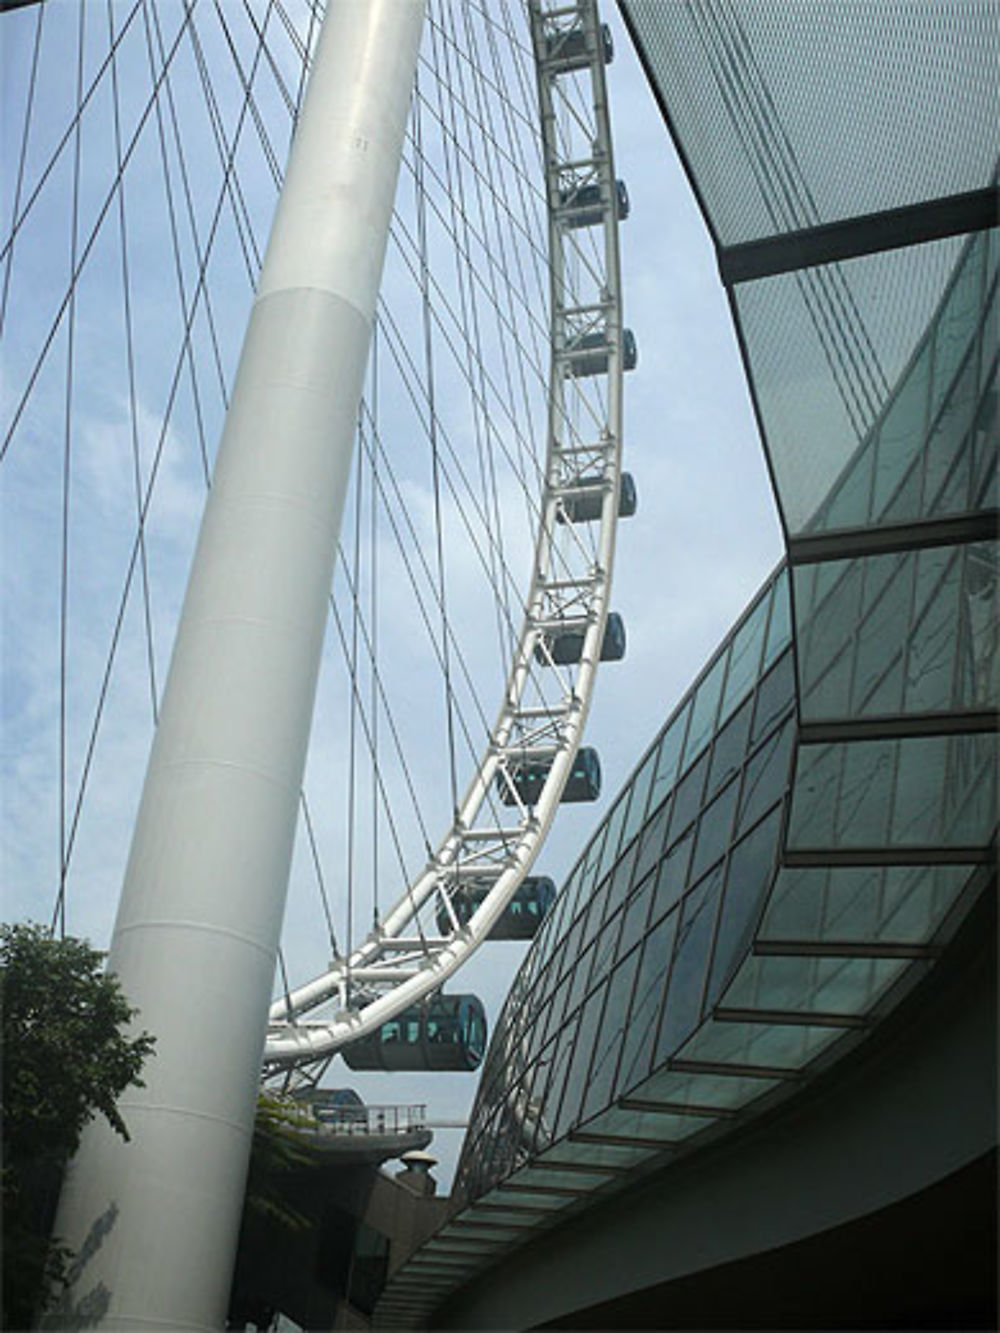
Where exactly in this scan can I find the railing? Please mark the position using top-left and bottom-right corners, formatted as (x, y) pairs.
(308, 1103), (427, 1137)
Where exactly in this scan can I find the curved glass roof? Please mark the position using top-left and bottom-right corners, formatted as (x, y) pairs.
(619, 1), (998, 248)
(375, 6), (997, 1325)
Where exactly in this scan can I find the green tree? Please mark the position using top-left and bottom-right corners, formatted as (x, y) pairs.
(228, 1093), (317, 1329)
(1, 922), (155, 1330)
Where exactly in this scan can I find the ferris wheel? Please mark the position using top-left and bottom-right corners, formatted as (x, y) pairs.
(2, 0), (632, 1084)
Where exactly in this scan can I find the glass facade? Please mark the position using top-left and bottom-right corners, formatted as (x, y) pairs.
(376, 5), (997, 1324)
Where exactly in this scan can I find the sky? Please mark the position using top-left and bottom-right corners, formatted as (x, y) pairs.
(1, 0), (784, 1192)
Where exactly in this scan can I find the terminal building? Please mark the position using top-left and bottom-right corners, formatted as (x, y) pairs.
(373, 3), (997, 1328)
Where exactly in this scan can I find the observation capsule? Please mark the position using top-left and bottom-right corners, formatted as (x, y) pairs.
(545, 22), (613, 72)
(565, 327), (637, 378)
(435, 875), (557, 939)
(557, 471), (637, 524)
(498, 746), (601, 807)
(535, 611), (626, 666)
(342, 994), (487, 1073)
(560, 179), (630, 230)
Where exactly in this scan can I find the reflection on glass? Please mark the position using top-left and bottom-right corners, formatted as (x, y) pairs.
(737, 720), (793, 836)
(759, 863), (973, 943)
(552, 983), (607, 1140)
(707, 696), (752, 797)
(675, 1017), (838, 1073)
(511, 1165), (611, 1191)
(683, 653), (726, 765)
(706, 806), (782, 1007)
(724, 953), (907, 1016)
(618, 877), (655, 960)
(669, 750), (709, 839)
(631, 797), (672, 890)
(580, 948), (642, 1124)
(583, 1101), (701, 1143)
(721, 589), (770, 715)
(648, 700), (690, 813)
(541, 1139), (652, 1171)
(620, 747), (658, 849)
(751, 649), (795, 744)
(654, 868), (723, 1064)
(764, 571), (792, 666)
(614, 910), (678, 1098)
(690, 778), (740, 883)
(650, 826), (694, 924)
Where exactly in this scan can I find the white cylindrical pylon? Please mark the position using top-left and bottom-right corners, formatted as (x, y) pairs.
(48, 5), (425, 1328)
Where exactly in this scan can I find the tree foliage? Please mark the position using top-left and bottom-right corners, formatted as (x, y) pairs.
(243, 1092), (315, 1232)
(1, 922), (155, 1329)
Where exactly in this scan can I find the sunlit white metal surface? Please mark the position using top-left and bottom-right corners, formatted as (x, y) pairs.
(265, 0), (627, 1073)
(48, 5), (425, 1327)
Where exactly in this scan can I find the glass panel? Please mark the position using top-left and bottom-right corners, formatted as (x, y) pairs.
(558, 912), (588, 982)
(463, 1206), (545, 1228)
(841, 741), (897, 844)
(956, 542), (997, 710)
(903, 545), (963, 712)
(535, 970), (571, 1057)
(649, 825), (694, 925)
(618, 876), (655, 959)
(653, 867), (723, 1064)
(675, 1017), (840, 1072)
(797, 541), (997, 724)
(724, 954), (909, 1016)
(552, 982), (608, 1140)
(668, 750), (709, 840)
(759, 863), (974, 944)
(604, 836), (642, 923)
(579, 947), (643, 1124)
(721, 589), (770, 715)
(593, 792), (630, 886)
(582, 1101), (702, 1144)
(926, 344), (981, 513)
(763, 571), (792, 667)
(892, 733), (997, 847)
(689, 778), (739, 883)
(683, 653), (726, 765)
(636, 1063), (779, 1112)
(564, 941), (596, 1020)
(531, 1012), (579, 1155)
(647, 700), (690, 813)
(620, 747), (659, 849)
(930, 230), (986, 423)
(511, 1166), (610, 1191)
(424, 1237), (500, 1254)
(736, 718), (793, 837)
(630, 797), (672, 889)
(623, 7), (997, 243)
(707, 696), (753, 797)
(490, 1190), (570, 1212)
(735, 236), (969, 533)
(796, 560), (863, 718)
(578, 880), (610, 955)
(614, 909), (678, 1098)
(851, 556), (913, 715)
(587, 903), (625, 989)
(541, 1140), (653, 1170)
(751, 649), (795, 744)
(871, 342), (930, 520)
(706, 806), (782, 1006)
(444, 1226), (524, 1242)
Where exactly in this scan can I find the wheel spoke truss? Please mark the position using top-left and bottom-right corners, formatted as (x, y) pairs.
(265, 0), (626, 1074)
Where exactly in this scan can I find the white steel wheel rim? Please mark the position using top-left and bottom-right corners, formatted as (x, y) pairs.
(265, 0), (628, 1074)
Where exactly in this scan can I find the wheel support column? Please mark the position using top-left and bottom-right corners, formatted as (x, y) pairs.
(48, 4), (424, 1328)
